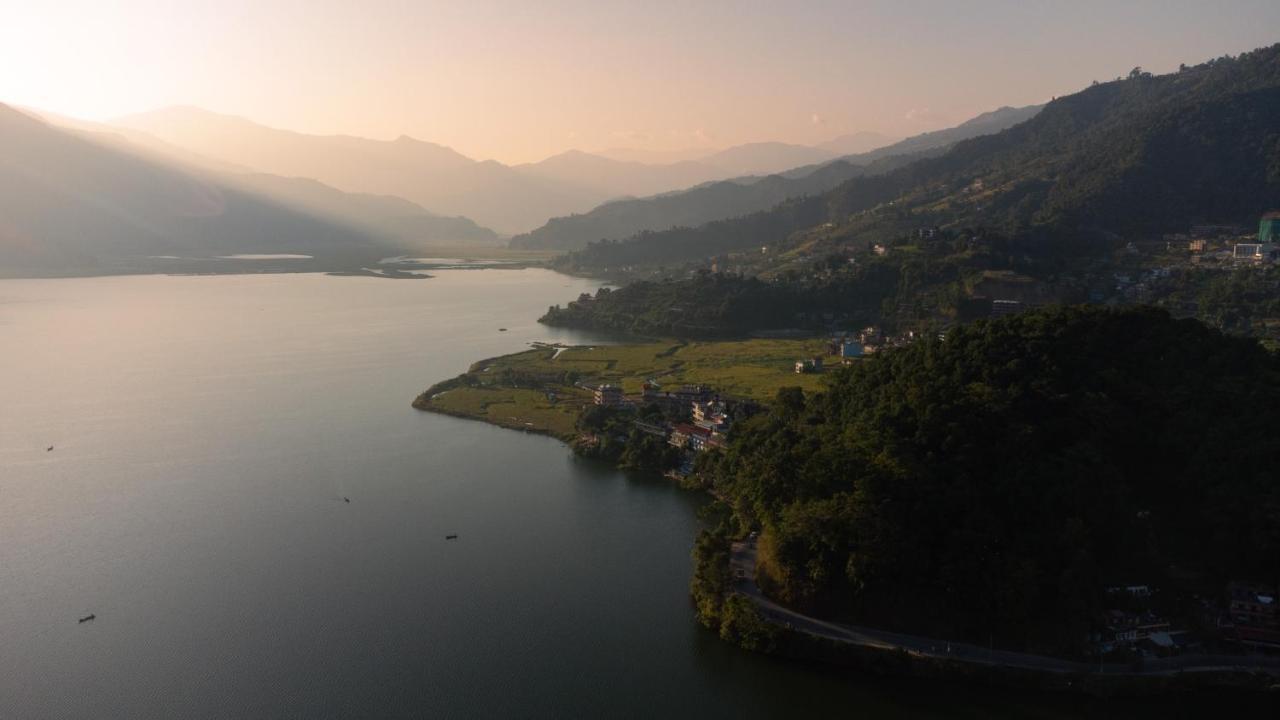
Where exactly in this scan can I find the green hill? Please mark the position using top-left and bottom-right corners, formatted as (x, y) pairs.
(557, 45), (1280, 272)
(696, 306), (1280, 654)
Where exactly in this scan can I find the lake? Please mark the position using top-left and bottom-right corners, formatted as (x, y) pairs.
(0, 270), (1213, 718)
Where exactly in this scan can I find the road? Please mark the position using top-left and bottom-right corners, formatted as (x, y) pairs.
(729, 540), (1280, 677)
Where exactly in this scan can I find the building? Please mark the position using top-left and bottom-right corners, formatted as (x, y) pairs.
(1259, 212), (1280, 244)
(1232, 243), (1280, 263)
(991, 299), (1023, 317)
(669, 423), (715, 452)
(593, 384), (623, 407)
(1229, 583), (1277, 627)
(691, 399), (724, 423)
(794, 356), (823, 374)
(673, 384), (713, 404)
(632, 420), (670, 439)
(1188, 238), (1207, 253)
(840, 341), (863, 359)
(1228, 582), (1279, 646)
(692, 400), (730, 433)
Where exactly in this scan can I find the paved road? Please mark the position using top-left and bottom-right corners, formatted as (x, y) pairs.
(730, 540), (1280, 677)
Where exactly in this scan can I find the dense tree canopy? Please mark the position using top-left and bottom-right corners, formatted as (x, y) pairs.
(696, 307), (1280, 653)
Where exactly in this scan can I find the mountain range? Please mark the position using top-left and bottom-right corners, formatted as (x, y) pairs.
(111, 108), (880, 235)
(510, 105), (1041, 251)
(0, 103), (410, 276)
(553, 45), (1280, 273)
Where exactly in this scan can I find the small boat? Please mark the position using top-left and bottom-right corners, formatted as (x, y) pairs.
(445, 534), (458, 540)
(498, 328), (508, 332)
(78, 614), (95, 623)
(47, 446), (54, 452)
(343, 497), (350, 503)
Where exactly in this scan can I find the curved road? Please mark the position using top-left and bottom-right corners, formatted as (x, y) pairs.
(730, 540), (1280, 677)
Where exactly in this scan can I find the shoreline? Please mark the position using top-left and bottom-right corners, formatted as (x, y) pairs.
(420, 379), (1280, 695)
(416, 342), (1280, 698)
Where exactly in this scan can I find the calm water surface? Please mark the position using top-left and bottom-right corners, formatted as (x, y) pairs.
(0, 270), (1212, 718)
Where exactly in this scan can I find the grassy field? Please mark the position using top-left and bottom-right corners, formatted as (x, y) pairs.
(414, 338), (835, 440)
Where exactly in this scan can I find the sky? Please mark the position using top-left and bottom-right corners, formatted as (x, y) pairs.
(3, 0), (1279, 164)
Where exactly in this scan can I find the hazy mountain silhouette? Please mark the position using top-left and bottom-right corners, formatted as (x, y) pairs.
(510, 105), (1041, 250)
(113, 106), (593, 234)
(694, 142), (837, 177)
(0, 104), (409, 276)
(557, 44), (1280, 270)
(113, 107), (874, 235)
(227, 174), (500, 246)
(25, 108), (502, 249)
(513, 150), (725, 201)
(814, 131), (900, 156)
(594, 147), (716, 164)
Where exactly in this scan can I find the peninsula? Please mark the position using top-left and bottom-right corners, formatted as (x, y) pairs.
(416, 305), (1280, 693)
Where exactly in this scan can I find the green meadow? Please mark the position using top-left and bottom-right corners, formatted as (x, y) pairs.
(415, 339), (835, 440)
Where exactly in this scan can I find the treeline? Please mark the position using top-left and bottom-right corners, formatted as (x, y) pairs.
(693, 306), (1280, 655)
(541, 229), (1055, 338)
(550, 195), (833, 271)
(572, 404), (683, 472)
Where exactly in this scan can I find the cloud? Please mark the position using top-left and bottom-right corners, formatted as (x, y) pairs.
(904, 107), (949, 125)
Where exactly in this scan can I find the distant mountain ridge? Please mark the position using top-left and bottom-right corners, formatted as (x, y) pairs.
(510, 105), (1041, 251)
(114, 106), (567, 234)
(815, 131), (900, 156)
(111, 108), (875, 234)
(555, 44), (1280, 271)
(0, 104), (403, 276)
(27, 107), (503, 248)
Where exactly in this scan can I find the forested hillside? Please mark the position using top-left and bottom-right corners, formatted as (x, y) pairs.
(695, 306), (1280, 654)
(557, 46), (1280, 273)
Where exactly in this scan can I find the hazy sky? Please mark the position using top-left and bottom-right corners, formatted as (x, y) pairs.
(4, 0), (1279, 163)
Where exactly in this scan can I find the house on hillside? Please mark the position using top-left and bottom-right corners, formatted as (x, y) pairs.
(593, 384), (623, 407)
(1228, 582), (1280, 647)
(795, 357), (823, 374)
(692, 400), (730, 433)
(669, 423), (715, 452)
(1232, 243), (1279, 264)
